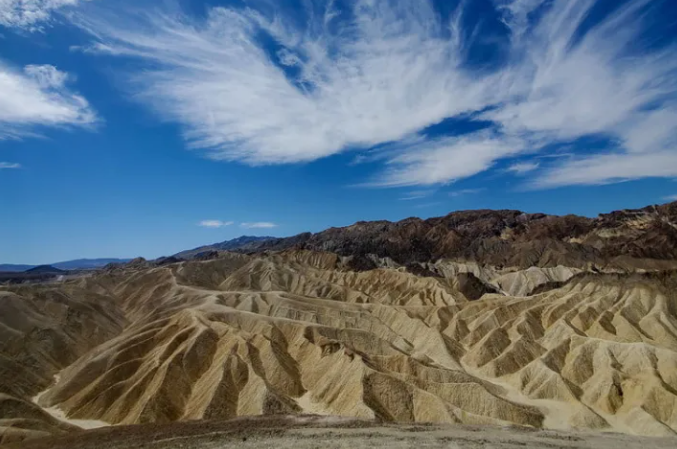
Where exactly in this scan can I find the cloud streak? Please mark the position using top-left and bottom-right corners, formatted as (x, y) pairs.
(73, 0), (677, 189)
(0, 62), (96, 139)
(399, 189), (435, 201)
(507, 162), (539, 175)
(534, 151), (677, 188)
(241, 222), (277, 229)
(0, 162), (20, 169)
(198, 220), (234, 228)
(449, 188), (484, 198)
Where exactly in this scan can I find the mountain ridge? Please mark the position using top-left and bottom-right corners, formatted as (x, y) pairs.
(223, 201), (677, 271)
(173, 235), (275, 259)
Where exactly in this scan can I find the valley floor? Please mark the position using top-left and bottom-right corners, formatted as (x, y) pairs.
(7, 415), (677, 449)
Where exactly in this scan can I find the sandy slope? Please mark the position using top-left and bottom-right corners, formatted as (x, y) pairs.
(32, 376), (109, 430)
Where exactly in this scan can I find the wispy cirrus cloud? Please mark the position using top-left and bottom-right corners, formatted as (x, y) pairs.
(72, 0), (485, 165)
(0, 162), (20, 169)
(449, 188), (484, 198)
(0, 62), (96, 139)
(506, 162), (539, 175)
(399, 189), (435, 201)
(241, 222), (277, 229)
(72, 0), (677, 189)
(198, 220), (234, 228)
(201, 220), (277, 229)
(370, 132), (526, 187)
(664, 194), (677, 202)
(0, 0), (84, 31)
(533, 151), (677, 188)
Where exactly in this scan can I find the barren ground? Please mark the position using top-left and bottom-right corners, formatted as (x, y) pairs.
(6, 416), (677, 449)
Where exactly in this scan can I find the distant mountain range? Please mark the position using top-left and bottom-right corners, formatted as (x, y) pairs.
(0, 264), (34, 272)
(0, 258), (131, 272)
(25, 265), (66, 274)
(1, 239), (276, 273)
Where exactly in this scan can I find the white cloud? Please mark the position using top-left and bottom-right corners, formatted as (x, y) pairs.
(486, 0), (677, 187)
(23, 64), (69, 88)
(495, 0), (546, 39)
(664, 194), (677, 202)
(449, 188), (484, 198)
(506, 161), (539, 175)
(0, 162), (20, 169)
(241, 222), (277, 229)
(198, 220), (234, 228)
(399, 190), (435, 201)
(73, 0), (677, 188)
(0, 62), (96, 139)
(369, 132), (526, 187)
(0, 0), (82, 30)
(487, 0), (672, 141)
(533, 151), (677, 188)
(71, 0), (493, 166)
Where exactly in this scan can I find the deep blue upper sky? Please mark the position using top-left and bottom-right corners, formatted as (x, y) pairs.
(1, 0), (676, 264)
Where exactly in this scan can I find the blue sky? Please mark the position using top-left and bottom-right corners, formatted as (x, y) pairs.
(1, 0), (677, 264)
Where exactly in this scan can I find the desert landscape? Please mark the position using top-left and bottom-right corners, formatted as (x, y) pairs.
(1, 202), (677, 447)
(3, 0), (677, 445)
